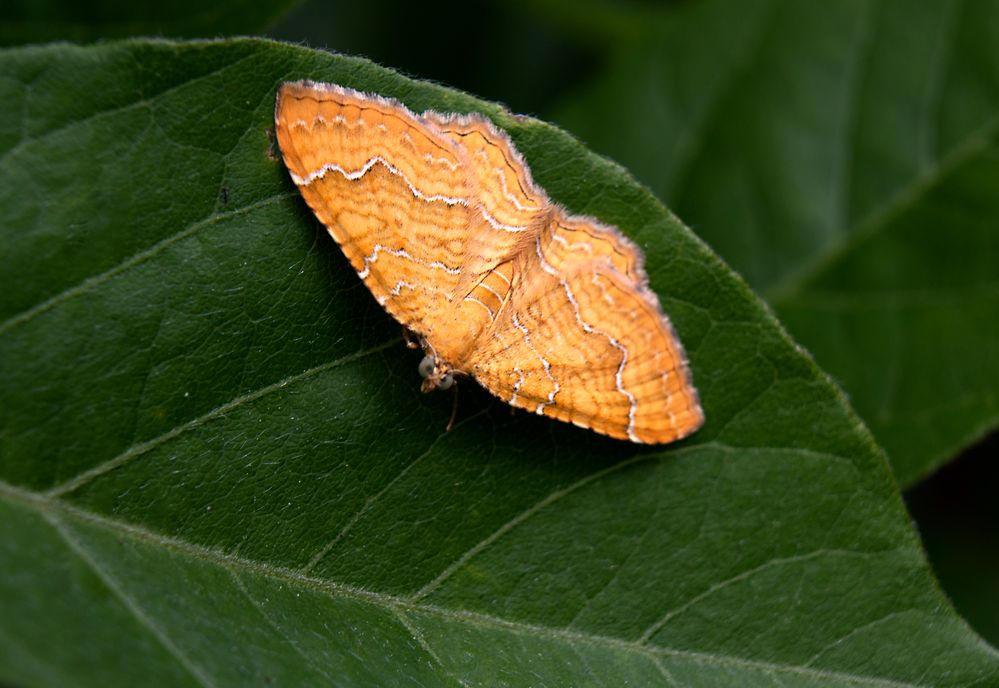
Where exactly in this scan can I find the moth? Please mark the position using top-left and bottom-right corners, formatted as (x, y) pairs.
(275, 80), (702, 444)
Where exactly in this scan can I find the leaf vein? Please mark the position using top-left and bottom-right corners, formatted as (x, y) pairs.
(638, 549), (882, 644)
(227, 567), (338, 686)
(410, 443), (714, 602)
(42, 510), (217, 688)
(0, 192), (296, 337)
(45, 337), (400, 498)
(301, 408), (488, 575)
(0, 482), (949, 688)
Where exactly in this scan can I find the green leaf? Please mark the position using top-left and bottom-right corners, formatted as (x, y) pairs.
(554, 0), (999, 486)
(1, 38), (995, 686)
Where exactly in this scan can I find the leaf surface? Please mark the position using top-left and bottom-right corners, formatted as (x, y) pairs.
(0, 39), (995, 687)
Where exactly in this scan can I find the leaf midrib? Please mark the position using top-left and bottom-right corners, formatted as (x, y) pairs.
(0, 478), (933, 688)
(43, 511), (215, 688)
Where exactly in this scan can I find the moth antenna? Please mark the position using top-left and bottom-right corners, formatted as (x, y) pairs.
(446, 382), (459, 433)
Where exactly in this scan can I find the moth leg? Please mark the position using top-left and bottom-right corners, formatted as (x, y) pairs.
(446, 382), (459, 432)
(402, 326), (420, 349)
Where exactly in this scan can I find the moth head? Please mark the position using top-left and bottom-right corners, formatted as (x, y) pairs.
(418, 354), (455, 392)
